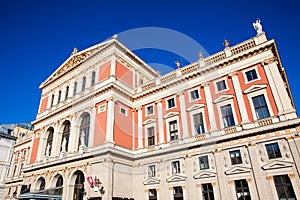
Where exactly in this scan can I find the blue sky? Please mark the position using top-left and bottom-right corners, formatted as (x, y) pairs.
(0, 0), (299, 124)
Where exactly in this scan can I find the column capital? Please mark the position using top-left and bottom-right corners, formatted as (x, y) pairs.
(155, 99), (162, 104)
(228, 71), (238, 77)
(177, 91), (185, 96)
(262, 57), (277, 66)
(288, 174), (295, 179)
(136, 106), (143, 111)
(106, 96), (116, 102)
(201, 82), (210, 87)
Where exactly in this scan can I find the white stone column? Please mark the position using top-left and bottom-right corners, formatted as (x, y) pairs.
(178, 92), (189, 138)
(263, 61), (296, 119)
(289, 174), (300, 199)
(105, 97), (115, 143)
(61, 87), (66, 102)
(89, 106), (96, 147)
(266, 176), (279, 199)
(53, 90), (59, 106)
(51, 123), (60, 157)
(156, 100), (165, 144)
(68, 115), (78, 152)
(156, 188), (160, 200)
(202, 83), (217, 131)
(182, 185), (188, 200)
(132, 109), (135, 150)
(137, 107), (143, 148)
(110, 54), (116, 76)
(229, 72), (250, 124)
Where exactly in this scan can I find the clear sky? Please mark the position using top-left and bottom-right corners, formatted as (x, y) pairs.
(0, 0), (299, 124)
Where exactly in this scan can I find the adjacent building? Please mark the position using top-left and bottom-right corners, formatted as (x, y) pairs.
(4, 23), (300, 200)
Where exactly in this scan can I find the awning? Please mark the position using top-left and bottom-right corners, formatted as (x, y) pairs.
(18, 187), (62, 200)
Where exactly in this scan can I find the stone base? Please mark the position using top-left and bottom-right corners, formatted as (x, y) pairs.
(79, 145), (87, 154)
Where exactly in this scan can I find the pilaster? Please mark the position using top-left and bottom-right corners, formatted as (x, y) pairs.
(106, 97), (116, 143)
(178, 92), (189, 138)
(156, 99), (165, 144)
(202, 83), (217, 131)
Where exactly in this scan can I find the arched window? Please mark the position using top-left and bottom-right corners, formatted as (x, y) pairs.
(91, 71), (96, 86)
(50, 94), (55, 107)
(55, 175), (63, 195)
(61, 121), (70, 152)
(73, 171), (85, 200)
(79, 114), (90, 147)
(46, 128), (54, 156)
(37, 177), (46, 191)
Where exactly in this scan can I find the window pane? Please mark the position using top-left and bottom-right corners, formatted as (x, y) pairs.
(252, 95), (270, 119)
(274, 175), (296, 199)
(193, 113), (205, 134)
(221, 105), (235, 127)
(199, 156), (209, 170)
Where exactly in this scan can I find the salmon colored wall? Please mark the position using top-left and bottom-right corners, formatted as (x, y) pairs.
(239, 64), (278, 119)
(30, 134), (40, 163)
(98, 61), (111, 81)
(161, 95), (182, 141)
(116, 61), (133, 87)
(39, 96), (48, 113)
(114, 102), (133, 149)
(184, 86), (210, 136)
(142, 102), (159, 145)
(94, 101), (107, 146)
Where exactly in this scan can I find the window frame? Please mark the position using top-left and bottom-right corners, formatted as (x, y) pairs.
(220, 104), (236, 128)
(189, 87), (201, 102)
(234, 179), (251, 200)
(148, 165), (156, 178)
(252, 94), (271, 120)
(229, 149), (243, 165)
(274, 175), (296, 199)
(119, 106), (128, 117)
(165, 115), (180, 142)
(199, 155), (209, 170)
(265, 142), (282, 159)
(214, 78), (229, 93)
(171, 160), (181, 174)
(246, 89), (273, 121)
(165, 96), (177, 110)
(202, 183), (215, 200)
(145, 104), (155, 116)
(243, 66), (261, 84)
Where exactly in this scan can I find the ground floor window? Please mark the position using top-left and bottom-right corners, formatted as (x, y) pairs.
(73, 171), (85, 200)
(149, 189), (157, 200)
(234, 179), (251, 200)
(274, 175), (296, 200)
(202, 183), (214, 200)
(173, 186), (183, 200)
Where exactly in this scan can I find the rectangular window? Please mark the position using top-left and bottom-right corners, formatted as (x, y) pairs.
(147, 127), (155, 146)
(91, 71), (96, 86)
(190, 89), (200, 101)
(230, 150), (242, 165)
(245, 69), (258, 82)
(274, 175), (296, 199)
(169, 120), (179, 141)
(149, 189), (157, 200)
(57, 90), (62, 103)
(235, 179), (251, 200)
(171, 161), (180, 174)
(265, 143), (282, 159)
(221, 105), (235, 128)
(50, 94), (55, 107)
(82, 76), (86, 91)
(199, 156), (209, 170)
(73, 82), (77, 95)
(167, 98), (176, 109)
(65, 86), (69, 100)
(252, 95), (270, 119)
(193, 113), (205, 134)
(173, 186), (183, 200)
(202, 183), (215, 200)
(146, 105), (154, 116)
(120, 107), (128, 116)
(216, 80), (227, 92)
(148, 165), (156, 178)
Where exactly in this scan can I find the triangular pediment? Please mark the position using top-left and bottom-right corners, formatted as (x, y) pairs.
(40, 40), (113, 88)
(166, 174), (186, 183)
(193, 171), (216, 179)
(243, 84), (267, 94)
(163, 112), (180, 119)
(187, 103), (205, 112)
(213, 94), (234, 104)
(143, 118), (157, 125)
(262, 160), (293, 170)
(225, 166), (251, 175)
(143, 178), (161, 185)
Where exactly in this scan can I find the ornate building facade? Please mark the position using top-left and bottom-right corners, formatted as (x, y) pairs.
(4, 24), (300, 200)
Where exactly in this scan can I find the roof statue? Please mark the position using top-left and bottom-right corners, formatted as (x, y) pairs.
(253, 18), (263, 35)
